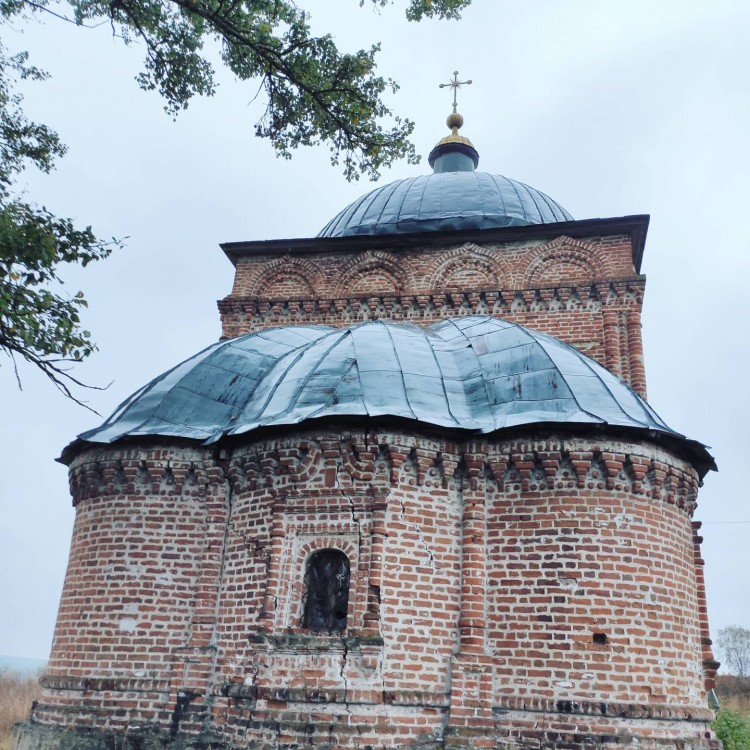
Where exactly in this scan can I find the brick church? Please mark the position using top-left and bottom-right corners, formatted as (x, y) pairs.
(15, 104), (719, 750)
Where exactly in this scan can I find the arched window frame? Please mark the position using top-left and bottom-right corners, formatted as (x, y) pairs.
(301, 548), (351, 633)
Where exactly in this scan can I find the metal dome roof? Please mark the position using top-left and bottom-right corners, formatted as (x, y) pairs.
(317, 172), (573, 238)
(318, 115), (572, 238)
(70, 318), (711, 472)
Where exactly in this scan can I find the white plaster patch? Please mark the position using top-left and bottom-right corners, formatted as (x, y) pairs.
(555, 680), (574, 688)
(119, 618), (138, 632)
(613, 513), (634, 529)
(558, 577), (579, 592)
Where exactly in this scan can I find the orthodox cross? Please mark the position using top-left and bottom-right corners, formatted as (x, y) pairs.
(439, 71), (472, 113)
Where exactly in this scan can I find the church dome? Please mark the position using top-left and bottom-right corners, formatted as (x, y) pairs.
(318, 113), (572, 238)
(70, 317), (711, 471)
(318, 172), (573, 237)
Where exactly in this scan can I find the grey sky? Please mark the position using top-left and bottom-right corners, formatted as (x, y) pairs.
(1, 0), (748, 661)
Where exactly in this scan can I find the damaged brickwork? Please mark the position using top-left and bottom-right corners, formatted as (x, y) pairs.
(17, 430), (717, 750)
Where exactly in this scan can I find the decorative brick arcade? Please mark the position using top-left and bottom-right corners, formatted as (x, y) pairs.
(14, 130), (718, 750)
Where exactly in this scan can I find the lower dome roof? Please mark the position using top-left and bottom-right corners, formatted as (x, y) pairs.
(318, 172), (573, 238)
(69, 318), (712, 473)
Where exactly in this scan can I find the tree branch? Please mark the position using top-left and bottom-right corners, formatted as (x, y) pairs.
(21, 0), (106, 28)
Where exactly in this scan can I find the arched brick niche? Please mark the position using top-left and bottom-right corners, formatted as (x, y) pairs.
(520, 236), (607, 287)
(334, 250), (407, 297)
(427, 243), (512, 292)
(21, 428), (715, 750)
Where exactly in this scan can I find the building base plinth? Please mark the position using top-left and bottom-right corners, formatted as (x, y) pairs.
(13, 716), (720, 750)
(11, 722), (227, 750)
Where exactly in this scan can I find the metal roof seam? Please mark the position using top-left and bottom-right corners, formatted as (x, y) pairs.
(373, 321), (419, 422)
(505, 177), (532, 223)
(95, 381), (152, 432)
(487, 174), (509, 218)
(518, 181), (546, 224)
(277, 327), (356, 424)
(231, 336), (326, 432)
(474, 173), (492, 223)
(318, 172), (574, 237)
(70, 318), (711, 476)
(346, 322), (379, 418)
(415, 320), (462, 427)
(540, 334), (654, 430)
(329, 191), (365, 236)
(473, 318), (604, 425)
(382, 177), (412, 228)
(80, 341), (223, 439)
(441, 317), (496, 427)
(302, 358), (360, 421)
(602, 368), (680, 433)
(536, 183), (573, 222)
(412, 175), (430, 226)
(353, 183), (391, 229)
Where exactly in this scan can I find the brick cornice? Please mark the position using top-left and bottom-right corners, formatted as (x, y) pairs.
(220, 215), (650, 274)
(218, 277), (646, 332)
(67, 430), (702, 514)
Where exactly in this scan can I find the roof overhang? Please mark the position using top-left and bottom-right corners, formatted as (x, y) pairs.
(221, 214), (650, 274)
(60, 417), (715, 480)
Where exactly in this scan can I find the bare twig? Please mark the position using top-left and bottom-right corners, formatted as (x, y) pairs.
(21, 0), (104, 28)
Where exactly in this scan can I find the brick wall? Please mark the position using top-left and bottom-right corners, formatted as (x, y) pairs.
(36, 447), (227, 734)
(28, 429), (716, 750)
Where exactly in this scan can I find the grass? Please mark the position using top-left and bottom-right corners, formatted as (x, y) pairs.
(0, 671), (41, 750)
(718, 675), (750, 717)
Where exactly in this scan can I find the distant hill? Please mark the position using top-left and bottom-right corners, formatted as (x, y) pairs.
(0, 655), (46, 675)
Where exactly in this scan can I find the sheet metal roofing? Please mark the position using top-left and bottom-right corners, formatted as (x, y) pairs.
(317, 172), (573, 238)
(70, 318), (712, 472)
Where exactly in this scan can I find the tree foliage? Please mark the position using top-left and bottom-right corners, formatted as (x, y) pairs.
(713, 709), (750, 750)
(719, 627), (750, 679)
(0, 41), (118, 405)
(14, 0), (472, 181)
(0, 0), (471, 402)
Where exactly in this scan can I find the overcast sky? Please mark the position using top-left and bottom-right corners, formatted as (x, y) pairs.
(1, 0), (749, 661)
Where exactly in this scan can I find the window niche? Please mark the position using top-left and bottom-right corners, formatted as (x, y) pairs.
(302, 548), (351, 632)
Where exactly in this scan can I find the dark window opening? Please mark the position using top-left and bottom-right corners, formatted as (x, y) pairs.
(593, 632), (608, 645)
(302, 549), (351, 632)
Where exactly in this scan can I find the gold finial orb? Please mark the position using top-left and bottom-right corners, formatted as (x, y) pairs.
(446, 112), (464, 131)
